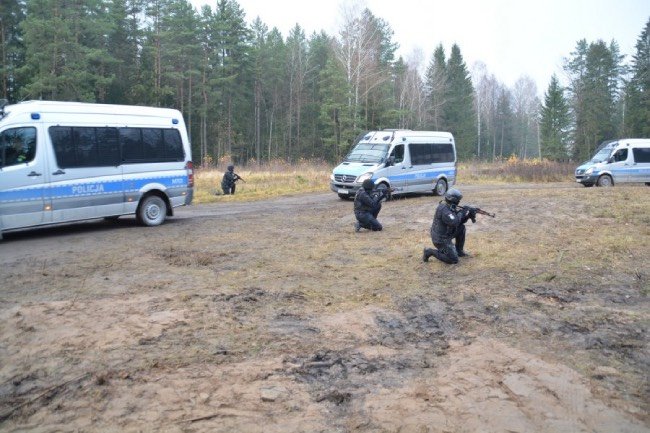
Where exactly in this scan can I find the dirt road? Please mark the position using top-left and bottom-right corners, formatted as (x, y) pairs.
(1, 183), (648, 432)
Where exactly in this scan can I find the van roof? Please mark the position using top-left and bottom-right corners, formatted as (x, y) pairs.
(616, 138), (650, 147)
(360, 130), (453, 143)
(2, 100), (181, 119)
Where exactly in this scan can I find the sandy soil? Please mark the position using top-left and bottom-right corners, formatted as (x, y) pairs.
(0, 183), (648, 432)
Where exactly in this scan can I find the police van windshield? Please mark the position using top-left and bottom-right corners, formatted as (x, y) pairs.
(590, 146), (614, 163)
(344, 142), (390, 163)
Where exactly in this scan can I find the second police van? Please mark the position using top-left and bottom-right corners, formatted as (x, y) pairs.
(0, 100), (194, 239)
(575, 138), (650, 187)
(330, 130), (457, 199)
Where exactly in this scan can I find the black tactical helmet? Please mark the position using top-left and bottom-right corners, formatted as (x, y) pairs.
(227, 164), (234, 171)
(362, 179), (375, 191)
(444, 188), (462, 205)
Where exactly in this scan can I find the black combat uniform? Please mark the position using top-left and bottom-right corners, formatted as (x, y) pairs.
(354, 179), (386, 231)
(221, 165), (239, 195)
(423, 188), (473, 264)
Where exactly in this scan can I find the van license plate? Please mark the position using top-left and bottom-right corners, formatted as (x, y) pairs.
(337, 189), (349, 195)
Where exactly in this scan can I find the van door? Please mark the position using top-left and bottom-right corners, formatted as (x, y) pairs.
(631, 147), (650, 183)
(0, 126), (49, 230)
(408, 142), (441, 193)
(407, 141), (456, 193)
(385, 143), (408, 191)
(47, 126), (124, 223)
(609, 148), (630, 183)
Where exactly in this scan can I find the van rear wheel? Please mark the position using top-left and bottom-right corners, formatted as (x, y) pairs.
(137, 195), (167, 226)
(434, 179), (448, 196)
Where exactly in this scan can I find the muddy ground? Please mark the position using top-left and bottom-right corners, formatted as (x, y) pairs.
(0, 183), (648, 432)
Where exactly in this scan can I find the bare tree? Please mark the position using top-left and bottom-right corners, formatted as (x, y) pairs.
(512, 76), (540, 158)
(397, 49), (427, 128)
(472, 62), (501, 159)
(286, 25), (307, 160)
(334, 1), (388, 130)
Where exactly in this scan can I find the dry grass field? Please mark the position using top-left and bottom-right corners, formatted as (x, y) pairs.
(0, 177), (648, 432)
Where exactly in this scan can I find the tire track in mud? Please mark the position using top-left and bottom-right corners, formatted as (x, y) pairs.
(277, 296), (463, 430)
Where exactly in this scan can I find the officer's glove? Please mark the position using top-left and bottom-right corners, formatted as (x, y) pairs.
(457, 209), (467, 223)
(467, 207), (477, 223)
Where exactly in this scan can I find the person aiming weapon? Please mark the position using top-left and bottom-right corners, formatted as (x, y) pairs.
(423, 188), (494, 264)
(455, 205), (495, 223)
(371, 186), (395, 201)
(221, 164), (244, 195)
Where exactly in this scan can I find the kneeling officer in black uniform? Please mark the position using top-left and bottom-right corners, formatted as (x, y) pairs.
(423, 188), (475, 264)
(354, 179), (389, 232)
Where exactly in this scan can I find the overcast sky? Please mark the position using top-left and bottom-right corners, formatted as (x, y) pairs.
(190, 0), (649, 95)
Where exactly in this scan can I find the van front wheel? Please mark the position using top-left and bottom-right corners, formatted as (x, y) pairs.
(434, 179), (448, 196)
(597, 175), (613, 187)
(137, 195), (167, 226)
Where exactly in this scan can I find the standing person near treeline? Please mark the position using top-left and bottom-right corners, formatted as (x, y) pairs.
(221, 164), (243, 195)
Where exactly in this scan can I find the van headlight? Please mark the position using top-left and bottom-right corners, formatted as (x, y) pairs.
(357, 172), (373, 183)
(330, 173), (335, 181)
(585, 167), (593, 175)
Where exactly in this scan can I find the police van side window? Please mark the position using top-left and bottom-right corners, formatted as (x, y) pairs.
(50, 126), (120, 168)
(433, 143), (455, 163)
(391, 144), (404, 163)
(632, 147), (650, 163)
(410, 143), (454, 165)
(120, 128), (184, 163)
(410, 143), (429, 165)
(0, 127), (37, 168)
(612, 149), (628, 162)
(163, 129), (184, 159)
(50, 127), (184, 167)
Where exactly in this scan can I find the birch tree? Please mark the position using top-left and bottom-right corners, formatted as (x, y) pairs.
(512, 75), (540, 158)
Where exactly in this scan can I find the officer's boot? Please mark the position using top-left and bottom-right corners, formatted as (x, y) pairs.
(422, 248), (434, 262)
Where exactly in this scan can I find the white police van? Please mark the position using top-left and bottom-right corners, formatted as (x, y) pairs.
(0, 100), (194, 239)
(330, 130), (456, 199)
(575, 138), (650, 187)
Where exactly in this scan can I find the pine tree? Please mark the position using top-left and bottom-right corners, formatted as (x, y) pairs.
(19, 0), (116, 101)
(303, 31), (333, 159)
(319, 56), (351, 161)
(286, 24), (308, 161)
(0, 0), (26, 102)
(624, 17), (650, 137)
(105, 0), (143, 105)
(424, 44), (448, 130)
(540, 74), (571, 160)
(564, 39), (624, 160)
(199, 0), (252, 161)
(444, 44), (476, 159)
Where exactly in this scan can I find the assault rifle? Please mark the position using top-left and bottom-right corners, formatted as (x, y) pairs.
(457, 205), (495, 222)
(234, 174), (246, 183)
(372, 186), (395, 201)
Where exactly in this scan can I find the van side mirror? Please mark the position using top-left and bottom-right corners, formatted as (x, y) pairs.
(386, 156), (395, 167)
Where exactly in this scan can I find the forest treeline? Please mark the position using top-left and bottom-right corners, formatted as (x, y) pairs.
(1, 0), (648, 165)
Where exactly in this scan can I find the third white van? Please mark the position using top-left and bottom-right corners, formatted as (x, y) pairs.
(575, 138), (650, 187)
